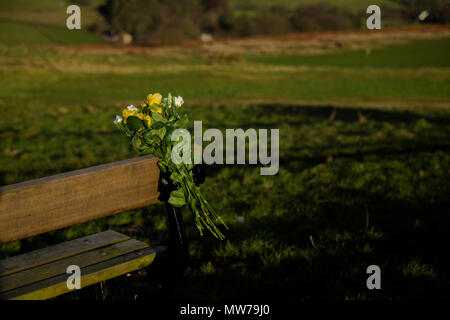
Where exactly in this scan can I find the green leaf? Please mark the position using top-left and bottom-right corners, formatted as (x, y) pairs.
(174, 114), (189, 128)
(143, 131), (158, 145)
(139, 145), (154, 154)
(170, 171), (183, 184)
(115, 122), (126, 131)
(164, 127), (175, 143)
(152, 127), (166, 140)
(151, 112), (166, 123)
(168, 188), (186, 207)
(151, 121), (164, 129)
(185, 176), (195, 189)
(131, 133), (142, 149)
(157, 160), (167, 173)
(126, 116), (143, 131)
(167, 92), (172, 108)
(164, 146), (172, 163)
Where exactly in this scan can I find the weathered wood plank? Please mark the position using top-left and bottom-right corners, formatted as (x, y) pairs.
(0, 230), (130, 277)
(0, 247), (157, 300)
(0, 238), (149, 293)
(0, 155), (160, 243)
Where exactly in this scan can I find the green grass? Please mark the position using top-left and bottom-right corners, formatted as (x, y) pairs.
(0, 35), (449, 300)
(245, 38), (450, 69)
(0, 21), (100, 45)
(0, 0), (105, 45)
(0, 36), (448, 108)
(0, 22), (53, 45)
(0, 0), (105, 26)
(39, 25), (101, 44)
(0, 0), (62, 9)
(0, 64), (447, 109)
(3, 103), (449, 300)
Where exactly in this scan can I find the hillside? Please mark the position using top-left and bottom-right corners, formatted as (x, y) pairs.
(0, 0), (412, 46)
(0, 0), (103, 45)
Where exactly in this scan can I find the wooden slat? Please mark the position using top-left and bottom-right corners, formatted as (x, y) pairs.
(0, 238), (149, 293)
(0, 247), (157, 300)
(0, 230), (130, 277)
(0, 155), (160, 243)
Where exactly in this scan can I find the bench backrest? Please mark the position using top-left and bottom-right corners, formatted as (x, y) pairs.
(0, 155), (160, 244)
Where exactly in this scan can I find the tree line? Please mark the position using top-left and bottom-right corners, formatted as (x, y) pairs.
(93, 0), (450, 44)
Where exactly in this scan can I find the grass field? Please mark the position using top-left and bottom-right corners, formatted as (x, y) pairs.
(245, 38), (450, 68)
(0, 26), (449, 300)
(0, 21), (101, 45)
(0, 0), (103, 45)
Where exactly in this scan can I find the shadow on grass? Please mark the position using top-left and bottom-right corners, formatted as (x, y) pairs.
(175, 103), (450, 300)
(194, 104), (450, 129)
(167, 182), (449, 300)
(1, 103), (449, 300)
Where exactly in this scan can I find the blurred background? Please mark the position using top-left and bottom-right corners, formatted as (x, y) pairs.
(0, 0), (449, 300)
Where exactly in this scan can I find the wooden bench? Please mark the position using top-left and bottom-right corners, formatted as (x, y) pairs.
(0, 155), (188, 300)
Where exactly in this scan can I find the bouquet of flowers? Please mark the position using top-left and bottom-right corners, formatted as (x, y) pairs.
(114, 93), (227, 239)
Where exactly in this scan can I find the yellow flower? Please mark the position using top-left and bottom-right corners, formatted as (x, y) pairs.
(149, 105), (162, 114)
(122, 109), (137, 123)
(147, 93), (162, 106)
(135, 113), (152, 126)
(144, 115), (152, 126)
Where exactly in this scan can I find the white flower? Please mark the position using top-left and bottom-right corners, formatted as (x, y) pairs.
(174, 96), (184, 107)
(126, 105), (138, 111)
(114, 115), (123, 125)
